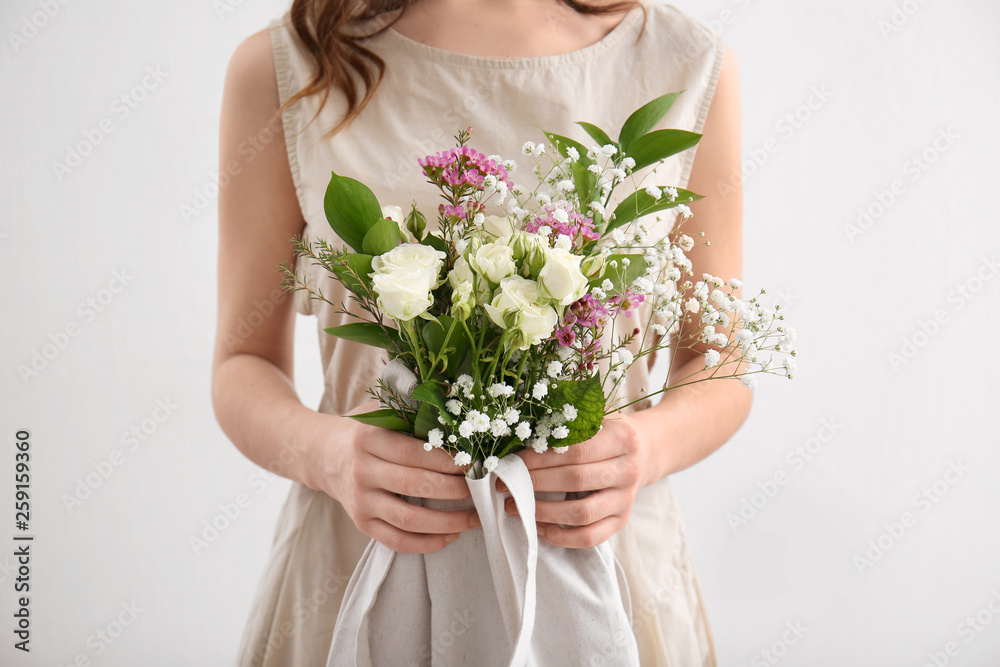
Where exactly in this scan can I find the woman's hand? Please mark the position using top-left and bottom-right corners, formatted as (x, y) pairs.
(306, 402), (481, 554)
(503, 414), (650, 549)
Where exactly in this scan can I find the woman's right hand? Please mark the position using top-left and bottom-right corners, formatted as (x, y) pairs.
(305, 405), (480, 554)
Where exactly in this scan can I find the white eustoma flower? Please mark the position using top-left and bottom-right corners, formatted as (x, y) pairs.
(704, 349), (721, 367)
(454, 451), (472, 466)
(469, 241), (517, 283)
(370, 243), (445, 321)
(537, 248), (588, 306)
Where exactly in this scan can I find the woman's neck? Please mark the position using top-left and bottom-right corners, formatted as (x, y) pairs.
(390, 0), (634, 59)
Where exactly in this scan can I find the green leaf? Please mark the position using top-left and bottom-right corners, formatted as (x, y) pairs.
(347, 408), (412, 432)
(544, 131), (598, 203)
(594, 254), (647, 294)
(330, 253), (374, 293)
(422, 315), (468, 376)
(323, 322), (401, 352)
(324, 171), (383, 253)
(618, 91), (684, 153)
(608, 188), (703, 232)
(543, 131), (590, 162)
(496, 436), (524, 458)
(546, 376), (606, 447)
(414, 401), (440, 440)
(412, 381), (451, 423)
(422, 233), (448, 255)
(625, 129), (702, 172)
(576, 121), (614, 149)
(362, 218), (403, 256)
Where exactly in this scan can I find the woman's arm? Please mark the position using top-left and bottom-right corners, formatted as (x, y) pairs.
(211, 31), (479, 553)
(511, 46), (750, 547)
(632, 43), (751, 482)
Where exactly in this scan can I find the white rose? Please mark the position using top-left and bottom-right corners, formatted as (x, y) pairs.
(537, 247), (589, 305)
(469, 241), (517, 283)
(381, 205), (414, 242)
(483, 214), (517, 240)
(485, 276), (558, 349)
(448, 255), (490, 305)
(371, 243), (445, 321)
(381, 205), (403, 223)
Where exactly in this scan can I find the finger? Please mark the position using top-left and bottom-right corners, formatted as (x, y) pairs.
(536, 515), (626, 549)
(365, 518), (462, 554)
(365, 457), (471, 500)
(515, 433), (623, 470)
(366, 432), (464, 474)
(527, 459), (627, 493)
(505, 489), (625, 527)
(370, 492), (481, 535)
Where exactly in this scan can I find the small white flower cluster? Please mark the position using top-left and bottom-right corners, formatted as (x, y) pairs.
(524, 403), (578, 454)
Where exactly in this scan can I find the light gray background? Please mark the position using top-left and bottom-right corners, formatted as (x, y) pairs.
(1, 0), (998, 665)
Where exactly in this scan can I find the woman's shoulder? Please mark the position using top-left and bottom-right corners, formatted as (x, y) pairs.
(224, 28), (280, 110)
(638, 2), (724, 61)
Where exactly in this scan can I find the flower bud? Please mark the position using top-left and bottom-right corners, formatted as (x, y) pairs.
(405, 205), (427, 241)
(581, 253), (606, 279)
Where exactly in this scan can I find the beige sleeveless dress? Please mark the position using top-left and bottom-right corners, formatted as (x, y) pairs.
(237, 3), (724, 665)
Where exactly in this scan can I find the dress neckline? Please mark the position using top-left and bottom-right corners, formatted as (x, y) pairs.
(375, 6), (645, 71)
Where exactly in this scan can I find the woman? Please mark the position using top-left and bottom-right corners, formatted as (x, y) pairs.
(212, 0), (747, 664)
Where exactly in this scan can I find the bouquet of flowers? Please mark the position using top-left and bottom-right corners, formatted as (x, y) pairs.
(283, 92), (796, 667)
(284, 92), (795, 475)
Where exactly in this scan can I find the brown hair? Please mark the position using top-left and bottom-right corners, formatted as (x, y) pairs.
(279, 0), (642, 138)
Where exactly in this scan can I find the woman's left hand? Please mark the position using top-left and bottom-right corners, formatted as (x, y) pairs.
(502, 414), (650, 548)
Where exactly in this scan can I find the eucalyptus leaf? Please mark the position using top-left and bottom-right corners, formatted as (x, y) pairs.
(618, 91), (684, 152)
(324, 171), (383, 253)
